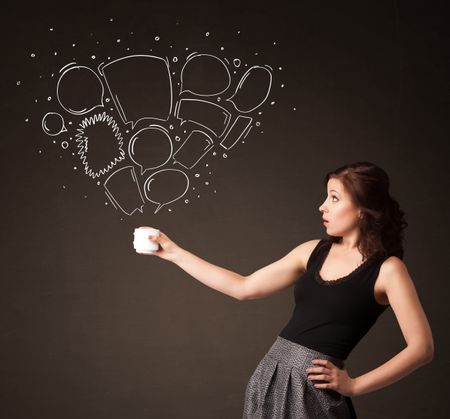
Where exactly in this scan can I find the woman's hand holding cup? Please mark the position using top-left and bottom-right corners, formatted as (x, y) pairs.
(133, 226), (180, 262)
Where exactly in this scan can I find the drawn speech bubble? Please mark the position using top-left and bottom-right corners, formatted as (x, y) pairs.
(128, 126), (173, 175)
(57, 65), (104, 115)
(42, 112), (67, 136)
(226, 66), (272, 113)
(143, 169), (189, 214)
(180, 54), (231, 96)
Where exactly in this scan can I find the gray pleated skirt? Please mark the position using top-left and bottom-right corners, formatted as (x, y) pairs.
(242, 336), (357, 419)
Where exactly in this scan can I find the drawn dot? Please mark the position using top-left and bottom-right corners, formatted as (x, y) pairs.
(73, 166), (77, 170)
(30, 53), (36, 58)
(208, 172), (211, 174)
(51, 73), (54, 77)
(175, 136), (180, 141)
(72, 43), (76, 47)
(110, 18), (114, 22)
(278, 67), (282, 70)
(169, 124), (174, 130)
(197, 195), (200, 198)
(223, 153), (228, 158)
(34, 99), (38, 103)
(184, 199), (189, 204)
(185, 47), (189, 50)
(155, 36), (160, 41)
(54, 51), (58, 56)
(192, 187), (196, 190)
(173, 57), (178, 62)
(84, 195), (87, 198)
(258, 111), (262, 115)
(168, 208), (172, 212)
(270, 101), (275, 105)
(212, 151), (217, 156)
(25, 118), (29, 122)
(217, 97), (221, 102)
(237, 30), (241, 34)
(97, 181), (101, 185)
(273, 41), (277, 45)
(116, 39), (121, 43)
(293, 107), (297, 111)
(16, 81), (21, 85)
(105, 202), (108, 205)
(281, 84), (285, 88)
(195, 173), (200, 178)
(105, 98), (110, 102)
(220, 46), (224, 50)
(62, 185), (66, 189)
(91, 55), (96, 59)
(233, 58), (241, 67)
(61, 141), (69, 149)
(38, 150), (42, 154)
(172, 71), (176, 75)
(205, 181), (209, 185)
(254, 52), (259, 55)
(183, 130), (187, 133)
(126, 47), (130, 51)
(233, 71), (236, 74)
(68, 121), (72, 125)
(205, 164), (209, 167)
(256, 122), (261, 126)
(47, 96), (52, 101)
(50, 27), (54, 31)
(205, 32), (210, 37)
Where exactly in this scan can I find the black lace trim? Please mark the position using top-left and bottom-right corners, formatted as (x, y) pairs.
(315, 244), (377, 286)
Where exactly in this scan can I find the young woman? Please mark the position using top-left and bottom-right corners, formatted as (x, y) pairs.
(138, 161), (434, 418)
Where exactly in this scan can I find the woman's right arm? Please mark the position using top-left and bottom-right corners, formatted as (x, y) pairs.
(140, 228), (319, 301)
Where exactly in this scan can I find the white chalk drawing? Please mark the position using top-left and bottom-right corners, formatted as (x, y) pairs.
(128, 125), (173, 175)
(100, 55), (173, 129)
(220, 115), (253, 150)
(175, 98), (231, 137)
(173, 130), (214, 169)
(104, 166), (145, 216)
(39, 32), (276, 217)
(180, 54), (231, 96)
(75, 112), (125, 179)
(143, 168), (189, 214)
(57, 65), (105, 115)
(226, 65), (273, 113)
(42, 112), (67, 136)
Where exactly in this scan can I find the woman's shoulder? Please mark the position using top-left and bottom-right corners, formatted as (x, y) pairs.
(377, 256), (410, 291)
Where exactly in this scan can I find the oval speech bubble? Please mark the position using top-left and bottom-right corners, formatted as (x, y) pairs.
(226, 66), (272, 113)
(57, 65), (104, 115)
(42, 112), (67, 136)
(143, 169), (189, 214)
(180, 54), (231, 96)
(128, 125), (173, 175)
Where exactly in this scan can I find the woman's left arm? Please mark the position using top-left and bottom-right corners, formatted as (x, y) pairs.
(350, 256), (434, 396)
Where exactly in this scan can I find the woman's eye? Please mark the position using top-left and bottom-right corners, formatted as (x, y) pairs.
(331, 196), (338, 202)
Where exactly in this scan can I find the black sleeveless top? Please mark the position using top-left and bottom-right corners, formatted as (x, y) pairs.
(279, 239), (390, 360)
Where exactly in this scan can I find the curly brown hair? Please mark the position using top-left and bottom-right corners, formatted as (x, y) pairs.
(321, 161), (408, 260)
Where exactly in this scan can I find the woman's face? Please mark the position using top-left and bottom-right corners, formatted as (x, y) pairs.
(318, 177), (361, 237)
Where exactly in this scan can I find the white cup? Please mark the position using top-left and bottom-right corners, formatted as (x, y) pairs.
(133, 227), (160, 254)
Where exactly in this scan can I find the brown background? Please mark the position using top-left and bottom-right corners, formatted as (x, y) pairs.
(1, 1), (447, 417)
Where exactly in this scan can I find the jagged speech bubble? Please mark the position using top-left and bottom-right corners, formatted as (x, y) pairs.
(57, 65), (104, 115)
(143, 169), (189, 214)
(128, 125), (173, 175)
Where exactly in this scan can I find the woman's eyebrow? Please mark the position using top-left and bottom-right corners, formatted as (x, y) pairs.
(329, 189), (340, 195)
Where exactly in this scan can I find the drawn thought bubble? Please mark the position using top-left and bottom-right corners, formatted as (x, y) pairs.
(144, 169), (189, 214)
